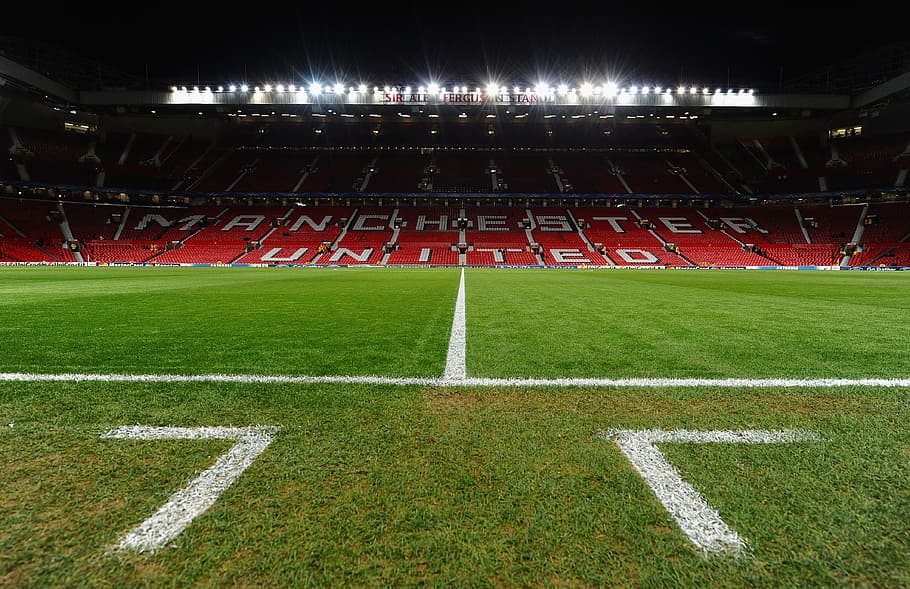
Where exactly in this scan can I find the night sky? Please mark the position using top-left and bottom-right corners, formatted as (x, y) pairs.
(8, 5), (901, 90)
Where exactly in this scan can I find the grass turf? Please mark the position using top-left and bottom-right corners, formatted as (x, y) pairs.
(1, 266), (908, 586)
(1, 382), (908, 587)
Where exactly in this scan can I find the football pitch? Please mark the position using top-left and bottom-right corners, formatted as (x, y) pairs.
(1, 267), (908, 587)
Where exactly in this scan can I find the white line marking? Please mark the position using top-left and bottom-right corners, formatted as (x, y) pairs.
(443, 267), (467, 381)
(2, 372), (909, 387)
(101, 425), (279, 552)
(600, 429), (820, 557)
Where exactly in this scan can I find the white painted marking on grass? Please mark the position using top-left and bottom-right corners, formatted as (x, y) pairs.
(3, 372), (909, 388)
(443, 267), (467, 381)
(101, 425), (279, 552)
(600, 429), (820, 557)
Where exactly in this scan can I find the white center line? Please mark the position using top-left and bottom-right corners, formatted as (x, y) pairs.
(443, 267), (467, 381)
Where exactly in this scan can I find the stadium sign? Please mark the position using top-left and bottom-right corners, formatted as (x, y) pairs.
(383, 91), (554, 105)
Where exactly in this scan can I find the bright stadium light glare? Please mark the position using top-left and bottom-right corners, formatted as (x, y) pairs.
(263, 84), (272, 92)
(427, 83), (439, 94)
(171, 86), (178, 92)
(514, 86), (521, 94)
(654, 86), (662, 94)
(702, 87), (710, 94)
(461, 85), (468, 93)
(500, 85), (508, 94)
(216, 86), (223, 92)
(192, 86), (199, 92)
(749, 88), (755, 94)
(629, 86), (638, 94)
(404, 86), (412, 93)
(333, 83), (343, 94)
(715, 88), (722, 93)
(689, 86), (697, 94)
(641, 86), (650, 95)
(677, 86), (686, 94)
(580, 82), (593, 97)
(359, 83), (367, 93)
(180, 86), (187, 92)
(557, 83), (568, 96)
(288, 84), (296, 92)
(486, 83), (498, 94)
(276, 84), (284, 92)
(254, 86), (260, 93)
(239, 84), (248, 92)
(418, 86), (426, 93)
(310, 82), (321, 95)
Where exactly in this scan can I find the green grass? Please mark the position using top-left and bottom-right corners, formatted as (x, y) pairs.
(0, 267), (459, 377)
(1, 267), (909, 587)
(1, 382), (908, 587)
(467, 269), (910, 378)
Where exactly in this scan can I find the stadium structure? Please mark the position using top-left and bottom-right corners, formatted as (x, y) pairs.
(2, 37), (910, 269)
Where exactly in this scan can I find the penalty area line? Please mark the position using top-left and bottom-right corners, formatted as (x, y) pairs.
(2, 373), (910, 388)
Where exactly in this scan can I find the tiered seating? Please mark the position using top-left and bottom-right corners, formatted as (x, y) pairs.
(366, 152), (430, 193)
(0, 198), (67, 249)
(761, 244), (841, 266)
(432, 152), (494, 192)
(82, 241), (162, 264)
(572, 206), (682, 266)
(309, 206), (389, 264)
(552, 153), (627, 194)
(297, 152), (374, 193)
(796, 135), (829, 170)
(386, 232), (460, 265)
(62, 202), (125, 241)
(462, 205), (535, 265)
(611, 154), (694, 194)
(861, 244), (910, 267)
(95, 132), (175, 190)
(497, 153), (558, 193)
(848, 202), (910, 266)
(16, 127), (97, 187)
(525, 206), (600, 265)
(117, 205), (227, 242)
(193, 150), (251, 192)
(798, 204), (862, 244)
(714, 141), (766, 189)
(0, 238), (56, 262)
(208, 149), (310, 193)
(715, 206), (806, 244)
(638, 207), (764, 266)
(234, 205), (353, 264)
(674, 245), (772, 267)
(385, 205), (461, 265)
(179, 146), (232, 190)
(134, 203), (259, 263)
(148, 243), (246, 264)
(159, 138), (214, 190)
(667, 154), (729, 195)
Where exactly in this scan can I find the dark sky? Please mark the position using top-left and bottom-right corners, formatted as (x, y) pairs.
(8, 5), (902, 90)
